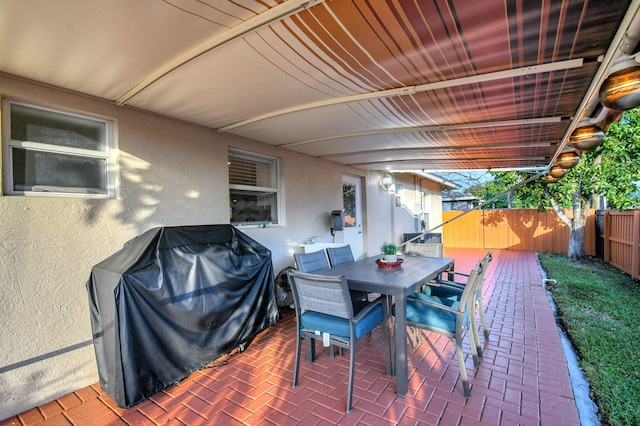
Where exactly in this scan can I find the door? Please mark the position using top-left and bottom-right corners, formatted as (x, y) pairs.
(342, 175), (364, 259)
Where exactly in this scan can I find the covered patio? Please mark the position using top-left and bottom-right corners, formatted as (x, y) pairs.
(2, 249), (581, 425)
(2, 1), (640, 418)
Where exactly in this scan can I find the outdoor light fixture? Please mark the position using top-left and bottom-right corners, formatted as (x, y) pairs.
(545, 174), (559, 184)
(381, 172), (393, 191)
(556, 152), (580, 169)
(602, 109), (624, 131)
(549, 165), (568, 179)
(570, 125), (604, 151)
(600, 65), (640, 111)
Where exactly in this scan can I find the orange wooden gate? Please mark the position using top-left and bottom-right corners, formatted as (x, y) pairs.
(602, 210), (640, 280)
(442, 209), (595, 255)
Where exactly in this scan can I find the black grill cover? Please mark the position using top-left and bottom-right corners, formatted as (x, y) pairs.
(86, 225), (279, 408)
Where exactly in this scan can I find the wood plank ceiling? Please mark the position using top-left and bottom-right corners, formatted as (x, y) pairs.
(1, 0), (639, 172)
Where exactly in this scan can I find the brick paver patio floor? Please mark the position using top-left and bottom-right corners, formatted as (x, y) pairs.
(1, 248), (580, 425)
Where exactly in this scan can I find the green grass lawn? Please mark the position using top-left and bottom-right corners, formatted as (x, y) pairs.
(538, 253), (640, 426)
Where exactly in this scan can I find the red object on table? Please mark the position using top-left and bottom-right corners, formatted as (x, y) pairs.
(375, 258), (404, 268)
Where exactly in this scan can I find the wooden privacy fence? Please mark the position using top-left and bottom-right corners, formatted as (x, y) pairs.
(599, 210), (640, 281)
(442, 209), (640, 280)
(442, 209), (596, 255)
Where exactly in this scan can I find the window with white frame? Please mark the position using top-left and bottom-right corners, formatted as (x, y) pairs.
(228, 149), (280, 225)
(2, 100), (115, 197)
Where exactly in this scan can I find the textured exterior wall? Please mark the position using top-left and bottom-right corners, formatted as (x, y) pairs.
(391, 173), (420, 246)
(392, 174), (444, 245)
(0, 75), (227, 418)
(362, 172), (444, 253)
(0, 75), (375, 418)
(364, 172), (394, 252)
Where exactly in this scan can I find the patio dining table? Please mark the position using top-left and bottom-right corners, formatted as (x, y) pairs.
(315, 255), (454, 396)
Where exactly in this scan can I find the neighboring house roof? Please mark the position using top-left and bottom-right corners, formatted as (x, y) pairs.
(393, 171), (457, 190)
(443, 196), (480, 202)
(442, 195), (481, 210)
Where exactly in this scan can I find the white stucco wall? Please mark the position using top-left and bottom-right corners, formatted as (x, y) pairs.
(372, 172), (445, 248)
(0, 75), (384, 419)
(423, 179), (445, 232)
(391, 173), (421, 244)
(364, 172), (394, 251)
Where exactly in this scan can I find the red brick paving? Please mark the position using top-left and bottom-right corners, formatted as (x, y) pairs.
(1, 249), (580, 425)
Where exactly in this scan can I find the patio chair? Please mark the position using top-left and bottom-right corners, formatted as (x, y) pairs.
(294, 250), (362, 358)
(403, 242), (443, 258)
(294, 250), (330, 273)
(402, 242), (445, 292)
(288, 270), (391, 413)
(399, 263), (484, 397)
(326, 244), (355, 266)
(430, 252), (493, 342)
(326, 245), (368, 301)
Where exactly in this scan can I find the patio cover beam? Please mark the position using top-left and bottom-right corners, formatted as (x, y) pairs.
(287, 117), (565, 149)
(218, 59), (584, 133)
(115, 0), (324, 106)
(321, 141), (553, 160)
(350, 156), (547, 167)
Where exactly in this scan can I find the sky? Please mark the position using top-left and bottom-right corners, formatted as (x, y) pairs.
(437, 170), (493, 192)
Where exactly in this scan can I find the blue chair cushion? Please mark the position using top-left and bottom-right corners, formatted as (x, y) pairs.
(301, 303), (382, 340)
(429, 286), (461, 301)
(410, 291), (459, 308)
(404, 293), (458, 334)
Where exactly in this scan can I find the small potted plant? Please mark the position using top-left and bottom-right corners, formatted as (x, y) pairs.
(380, 242), (398, 263)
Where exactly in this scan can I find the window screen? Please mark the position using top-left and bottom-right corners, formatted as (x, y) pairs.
(228, 150), (279, 225)
(3, 100), (114, 197)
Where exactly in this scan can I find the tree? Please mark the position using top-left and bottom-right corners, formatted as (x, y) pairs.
(440, 171), (491, 204)
(469, 172), (527, 208)
(483, 108), (640, 261)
